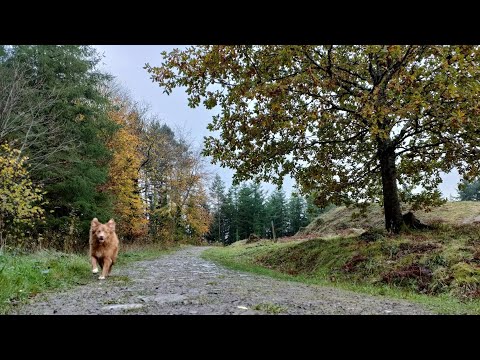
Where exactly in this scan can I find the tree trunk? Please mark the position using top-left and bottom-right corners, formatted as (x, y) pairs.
(378, 140), (404, 233)
(218, 207), (221, 243)
(271, 220), (277, 242)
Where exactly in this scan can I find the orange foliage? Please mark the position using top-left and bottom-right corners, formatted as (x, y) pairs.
(105, 101), (147, 240)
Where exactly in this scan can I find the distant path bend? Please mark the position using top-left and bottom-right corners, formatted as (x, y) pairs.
(11, 246), (433, 315)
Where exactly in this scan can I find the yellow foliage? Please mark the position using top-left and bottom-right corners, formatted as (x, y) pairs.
(185, 187), (211, 236)
(0, 143), (46, 247)
(105, 101), (147, 240)
(167, 162), (212, 239)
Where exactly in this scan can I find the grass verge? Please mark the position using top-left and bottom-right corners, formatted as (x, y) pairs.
(202, 230), (480, 315)
(0, 242), (180, 314)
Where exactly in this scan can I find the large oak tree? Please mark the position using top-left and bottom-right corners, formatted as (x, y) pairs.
(146, 46), (480, 233)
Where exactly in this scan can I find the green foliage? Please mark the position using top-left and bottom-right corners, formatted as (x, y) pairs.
(5, 45), (116, 243)
(147, 45), (480, 232)
(0, 143), (46, 248)
(0, 45), (215, 250)
(208, 180), (314, 243)
(250, 183), (267, 238)
(0, 46), (7, 61)
(457, 179), (480, 201)
(452, 262), (480, 285)
(451, 262), (480, 298)
(266, 189), (288, 238)
(207, 174), (227, 243)
(287, 192), (309, 235)
(305, 193), (333, 223)
(223, 185), (239, 244)
(237, 183), (267, 240)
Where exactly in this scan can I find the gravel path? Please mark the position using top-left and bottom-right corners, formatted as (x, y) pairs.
(11, 246), (433, 315)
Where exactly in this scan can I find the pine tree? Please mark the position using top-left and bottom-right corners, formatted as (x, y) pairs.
(266, 189), (288, 238)
(236, 184), (255, 240)
(6, 45), (116, 240)
(457, 179), (480, 201)
(208, 174), (227, 243)
(251, 183), (267, 238)
(287, 192), (309, 236)
(223, 185), (239, 244)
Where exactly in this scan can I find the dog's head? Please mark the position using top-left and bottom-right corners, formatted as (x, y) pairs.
(91, 218), (116, 244)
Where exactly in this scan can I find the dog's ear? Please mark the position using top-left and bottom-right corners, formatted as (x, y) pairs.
(91, 218), (100, 228)
(107, 219), (115, 231)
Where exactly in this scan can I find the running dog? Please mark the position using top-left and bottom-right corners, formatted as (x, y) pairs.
(89, 218), (119, 280)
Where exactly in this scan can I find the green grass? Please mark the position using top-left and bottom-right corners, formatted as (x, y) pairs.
(0, 243), (179, 314)
(202, 232), (480, 315)
(253, 303), (287, 314)
(116, 242), (182, 265)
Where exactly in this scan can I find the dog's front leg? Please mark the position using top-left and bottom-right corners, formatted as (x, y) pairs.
(91, 256), (99, 274)
(99, 257), (112, 280)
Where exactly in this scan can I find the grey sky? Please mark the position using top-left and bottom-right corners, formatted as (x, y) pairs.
(93, 45), (461, 200)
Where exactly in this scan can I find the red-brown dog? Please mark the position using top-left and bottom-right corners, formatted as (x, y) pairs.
(89, 218), (119, 280)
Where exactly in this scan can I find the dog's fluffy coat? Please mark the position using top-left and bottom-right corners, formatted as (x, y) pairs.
(89, 218), (119, 280)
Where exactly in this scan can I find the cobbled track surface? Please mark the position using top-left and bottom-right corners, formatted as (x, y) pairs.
(10, 246), (433, 315)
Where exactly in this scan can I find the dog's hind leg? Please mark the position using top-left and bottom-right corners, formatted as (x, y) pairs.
(99, 257), (112, 280)
(108, 262), (114, 275)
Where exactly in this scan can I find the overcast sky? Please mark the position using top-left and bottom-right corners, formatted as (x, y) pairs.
(93, 45), (461, 200)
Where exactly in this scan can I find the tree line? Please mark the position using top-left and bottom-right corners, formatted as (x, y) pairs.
(206, 175), (328, 244)
(205, 174), (480, 246)
(3, 45), (479, 252)
(0, 45), (210, 251)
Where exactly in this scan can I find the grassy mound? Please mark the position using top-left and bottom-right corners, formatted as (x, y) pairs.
(298, 201), (480, 237)
(256, 225), (480, 299)
(204, 202), (480, 314)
